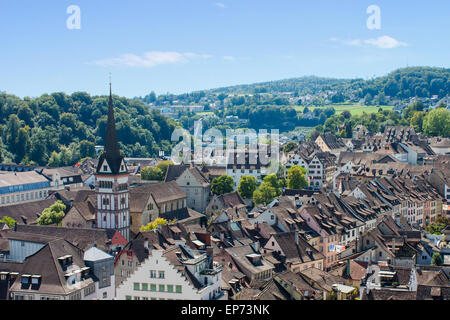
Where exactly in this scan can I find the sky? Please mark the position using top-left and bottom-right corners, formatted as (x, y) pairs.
(0, 0), (449, 98)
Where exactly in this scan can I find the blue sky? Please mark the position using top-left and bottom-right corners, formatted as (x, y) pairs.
(0, 0), (449, 98)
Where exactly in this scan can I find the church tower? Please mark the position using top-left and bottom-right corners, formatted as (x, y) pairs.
(95, 83), (130, 240)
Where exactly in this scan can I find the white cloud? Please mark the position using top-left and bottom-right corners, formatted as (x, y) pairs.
(223, 55), (235, 61)
(93, 51), (212, 67)
(364, 36), (408, 49)
(330, 35), (408, 49)
(215, 2), (226, 9)
(344, 39), (363, 47)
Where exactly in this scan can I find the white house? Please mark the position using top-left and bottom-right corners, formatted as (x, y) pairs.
(115, 243), (226, 300)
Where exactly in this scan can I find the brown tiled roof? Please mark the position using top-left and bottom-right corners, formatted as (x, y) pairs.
(131, 181), (186, 205)
(160, 208), (204, 225)
(348, 260), (368, 281)
(0, 199), (57, 225)
(3, 231), (57, 244)
(165, 164), (189, 182)
(219, 192), (246, 209)
(129, 192), (153, 213)
(55, 188), (95, 203)
(416, 285), (450, 300)
(271, 232), (324, 264)
(298, 268), (346, 292)
(276, 270), (318, 296)
(14, 224), (116, 252)
(9, 239), (93, 295)
(69, 201), (95, 221)
(165, 165), (210, 187)
(362, 289), (416, 300)
(257, 279), (293, 300)
(320, 132), (346, 150)
(416, 267), (450, 287)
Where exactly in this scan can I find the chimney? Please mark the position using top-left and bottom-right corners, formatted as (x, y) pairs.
(144, 240), (149, 250)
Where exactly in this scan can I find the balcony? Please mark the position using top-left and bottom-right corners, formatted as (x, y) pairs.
(200, 264), (223, 275)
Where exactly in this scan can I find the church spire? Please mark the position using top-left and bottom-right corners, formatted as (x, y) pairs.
(97, 80), (124, 174)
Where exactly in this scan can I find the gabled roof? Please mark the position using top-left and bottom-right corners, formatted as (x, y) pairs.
(217, 192), (246, 209)
(0, 199), (57, 225)
(9, 239), (93, 295)
(131, 181), (186, 205)
(68, 201), (95, 222)
(165, 164), (210, 186)
(165, 164), (189, 182)
(14, 224), (117, 252)
(269, 232), (324, 264)
(318, 132), (346, 150)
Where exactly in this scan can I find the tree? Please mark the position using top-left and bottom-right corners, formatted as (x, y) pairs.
(141, 166), (164, 181)
(341, 110), (352, 119)
(410, 111), (426, 133)
(253, 182), (277, 205)
(29, 136), (48, 165)
(0, 216), (16, 228)
(262, 174), (282, 196)
(47, 151), (61, 167)
(238, 176), (257, 199)
(426, 216), (450, 235)
(431, 253), (443, 266)
(423, 108), (450, 137)
(37, 201), (66, 226)
(287, 166), (308, 189)
(211, 175), (235, 195)
(5, 114), (20, 153)
(283, 142), (298, 153)
(15, 127), (30, 163)
(140, 218), (168, 232)
(79, 140), (96, 159)
(156, 160), (174, 178)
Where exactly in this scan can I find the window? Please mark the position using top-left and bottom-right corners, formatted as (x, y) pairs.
(159, 271), (165, 279)
(176, 285), (182, 294)
(150, 270), (157, 278)
(167, 285), (174, 293)
(126, 296), (132, 300)
(142, 283), (148, 291)
(159, 285), (165, 292)
(150, 284), (156, 292)
(134, 283), (140, 291)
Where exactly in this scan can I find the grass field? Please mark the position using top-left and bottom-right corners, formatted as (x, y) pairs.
(294, 103), (394, 116)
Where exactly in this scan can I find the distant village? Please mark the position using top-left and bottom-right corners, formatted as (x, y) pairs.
(1, 89), (449, 301)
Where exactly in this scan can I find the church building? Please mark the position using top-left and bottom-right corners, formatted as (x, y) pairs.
(95, 84), (130, 240)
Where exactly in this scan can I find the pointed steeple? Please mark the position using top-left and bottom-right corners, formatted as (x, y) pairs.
(97, 82), (124, 174)
(105, 82), (121, 160)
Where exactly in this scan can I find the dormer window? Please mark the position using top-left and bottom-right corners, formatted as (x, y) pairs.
(103, 165), (108, 172)
(21, 275), (31, 285)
